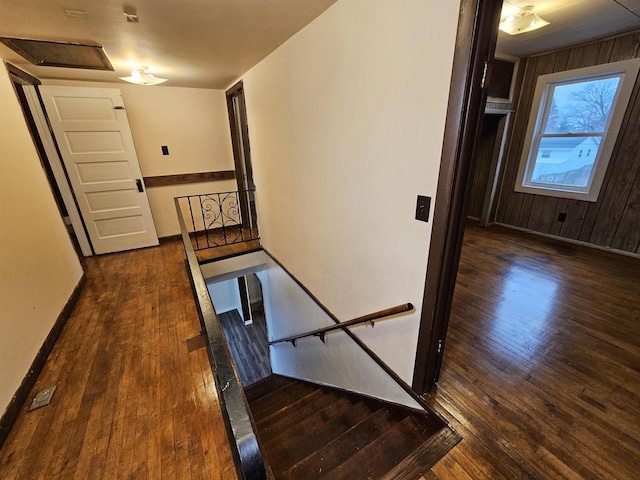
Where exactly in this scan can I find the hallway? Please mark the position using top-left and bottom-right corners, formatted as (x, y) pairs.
(0, 240), (256, 479)
(1, 227), (639, 479)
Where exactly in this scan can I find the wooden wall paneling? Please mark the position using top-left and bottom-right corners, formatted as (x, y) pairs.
(468, 115), (499, 218)
(516, 195), (535, 228)
(552, 49), (571, 72)
(495, 56), (537, 225)
(611, 170), (640, 251)
(515, 53), (558, 229)
(480, 114), (509, 226)
(588, 82), (640, 246)
(608, 30), (640, 63)
(579, 32), (640, 242)
(526, 196), (557, 234)
(558, 201), (590, 239)
(596, 38), (616, 63)
(549, 199), (568, 236)
(565, 41), (606, 70)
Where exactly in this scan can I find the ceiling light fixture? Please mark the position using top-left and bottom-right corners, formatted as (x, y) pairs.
(119, 67), (168, 86)
(499, 5), (549, 35)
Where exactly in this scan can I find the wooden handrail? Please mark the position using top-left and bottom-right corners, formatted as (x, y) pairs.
(269, 303), (413, 346)
(175, 196), (269, 480)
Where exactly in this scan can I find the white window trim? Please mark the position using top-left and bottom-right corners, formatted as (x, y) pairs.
(515, 58), (640, 202)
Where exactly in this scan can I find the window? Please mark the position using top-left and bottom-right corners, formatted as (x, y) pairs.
(515, 58), (640, 201)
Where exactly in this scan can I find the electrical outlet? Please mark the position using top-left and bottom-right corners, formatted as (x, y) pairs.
(558, 212), (567, 222)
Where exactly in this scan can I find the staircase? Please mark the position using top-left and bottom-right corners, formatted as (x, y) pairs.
(245, 375), (458, 479)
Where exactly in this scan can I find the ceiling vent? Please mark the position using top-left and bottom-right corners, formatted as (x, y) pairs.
(0, 37), (113, 70)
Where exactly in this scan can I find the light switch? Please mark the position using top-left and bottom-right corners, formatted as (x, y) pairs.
(416, 195), (431, 223)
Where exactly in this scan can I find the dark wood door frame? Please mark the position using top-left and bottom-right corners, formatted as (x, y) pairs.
(412, 0), (503, 393)
(225, 80), (255, 229)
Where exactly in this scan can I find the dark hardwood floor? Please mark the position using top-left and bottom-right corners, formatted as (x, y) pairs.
(1, 225), (638, 479)
(426, 224), (640, 479)
(218, 309), (271, 387)
(0, 240), (258, 480)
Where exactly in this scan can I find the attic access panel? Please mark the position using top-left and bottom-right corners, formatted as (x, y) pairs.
(0, 37), (113, 70)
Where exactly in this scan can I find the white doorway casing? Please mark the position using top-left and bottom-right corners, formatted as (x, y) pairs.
(21, 85), (93, 256)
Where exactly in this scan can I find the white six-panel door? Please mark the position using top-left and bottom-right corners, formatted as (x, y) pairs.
(39, 86), (158, 254)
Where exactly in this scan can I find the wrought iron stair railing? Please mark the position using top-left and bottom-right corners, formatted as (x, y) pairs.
(176, 189), (259, 250)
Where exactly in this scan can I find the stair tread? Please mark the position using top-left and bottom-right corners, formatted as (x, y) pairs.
(381, 427), (461, 480)
(265, 399), (375, 474)
(282, 408), (399, 479)
(250, 381), (317, 417)
(244, 374), (295, 403)
(256, 388), (340, 434)
(318, 415), (437, 479)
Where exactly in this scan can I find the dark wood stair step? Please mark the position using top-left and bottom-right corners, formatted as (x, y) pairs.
(266, 399), (376, 474)
(319, 415), (437, 479)
(256, 388), (341, 436)
(282, 408), (401, 479)
(244, 374), (295, 403)
(249, 381), (318, 418)
(381, 427), (461, 480)
(255, 388), (334, 430)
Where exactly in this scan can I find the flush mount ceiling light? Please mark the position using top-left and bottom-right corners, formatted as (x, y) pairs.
(119, 67), (168, 86)
(499, 5), (549, 35)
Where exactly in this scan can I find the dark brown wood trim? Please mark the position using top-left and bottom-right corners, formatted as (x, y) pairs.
(238, 276), (251, 322)
(225, 80), (255, 231)
(226, 80), (244, 96)
(261, 249), (451, 424)
(412, 0), (503, 393)
(0, 273), (86, 449)
(143, 171), (235, 188)
(5, 62), (40, 85)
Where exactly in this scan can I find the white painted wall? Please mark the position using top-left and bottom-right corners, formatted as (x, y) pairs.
(42, 79), (237, 237)
(0, 65), (84, 414)
(242, 0), (460, 384)
(201, 254), (420, 407)
(207, 278), (242, 315)
(261, 258), (421, 408)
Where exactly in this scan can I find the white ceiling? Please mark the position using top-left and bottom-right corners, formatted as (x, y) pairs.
(0, 1), (638, 88)
(0, 0), (337, 89)
(497, 0), (640, 58)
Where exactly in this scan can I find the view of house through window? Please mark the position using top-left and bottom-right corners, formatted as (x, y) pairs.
(515, 59), (640, 201)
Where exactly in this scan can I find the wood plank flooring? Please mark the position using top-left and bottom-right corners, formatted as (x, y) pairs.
(426, 224), (640, 480)
(0, 240), (257, 480)
(1, 226), (638, 479)
(218, 309), (271, 387)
